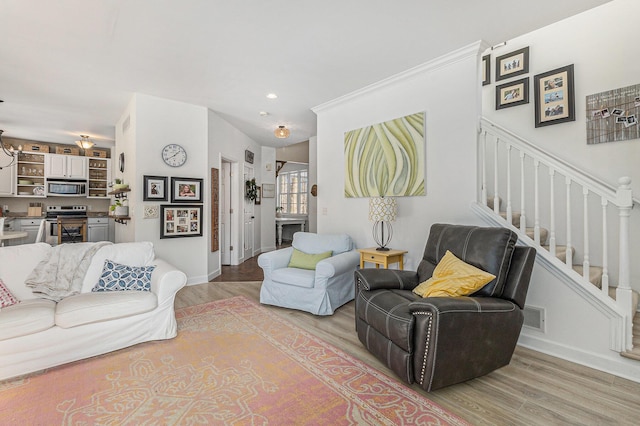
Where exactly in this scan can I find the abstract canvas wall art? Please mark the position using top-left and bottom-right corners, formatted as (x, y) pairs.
(344, 112), (425, 198)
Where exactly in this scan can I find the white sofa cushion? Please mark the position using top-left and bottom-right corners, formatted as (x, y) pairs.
(0, 299), (56, 340)
(293, 232), (353, 255)
(0, 243), (52, 301)
(81, 242), (155, 293)
(55, 291), (158, 329)
(271, 267), (316, 288)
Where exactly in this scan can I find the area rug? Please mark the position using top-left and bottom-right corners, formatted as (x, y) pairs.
(0, 296), (469, 425)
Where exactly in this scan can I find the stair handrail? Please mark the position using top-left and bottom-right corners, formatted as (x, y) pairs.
(479, 117), (639, 206)
(478, 116), (635, 351)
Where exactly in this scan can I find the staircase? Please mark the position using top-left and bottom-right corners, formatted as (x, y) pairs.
(476, 117), (639, 354)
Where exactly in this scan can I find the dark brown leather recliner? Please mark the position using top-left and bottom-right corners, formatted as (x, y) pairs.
(354, 223), (536, 391)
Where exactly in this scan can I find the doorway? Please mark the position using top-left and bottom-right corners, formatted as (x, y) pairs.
(220, 160), (232, 265)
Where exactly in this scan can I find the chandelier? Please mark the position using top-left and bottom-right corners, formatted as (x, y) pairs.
(0, 130), (22, 169)
(75, 135), (95, 149)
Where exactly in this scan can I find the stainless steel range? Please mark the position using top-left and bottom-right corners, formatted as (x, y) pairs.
(45, 205), (88, 245)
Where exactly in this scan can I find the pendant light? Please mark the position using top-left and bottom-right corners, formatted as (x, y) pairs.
(274, 125), (290, 139)
(75, 135), (95, 149)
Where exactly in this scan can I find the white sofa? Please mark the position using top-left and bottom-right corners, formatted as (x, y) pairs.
(258, 232), (360, 315)
(0, 242), (187, 381)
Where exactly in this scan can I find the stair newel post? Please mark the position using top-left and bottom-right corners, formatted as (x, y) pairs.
(565, 176), (573, 267)
(533, 159), (540, 245)
(481, 131), (487, 207)
(601, 197), (609, 294)
(549, 167), (556, 257)
(582, 187), (591, 282)
(615, 177), (633, 350)
(506, 143), (513, 225)
(493, 137), (500, 214)
(519, 152), (527, 234)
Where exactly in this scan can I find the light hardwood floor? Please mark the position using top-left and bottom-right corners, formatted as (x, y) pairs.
(176, 281), (640, 425)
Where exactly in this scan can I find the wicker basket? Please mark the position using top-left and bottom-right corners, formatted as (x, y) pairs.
(86, 148), (108, 158)
(23, 143), (49, 153)
(55, 146), (80, 156)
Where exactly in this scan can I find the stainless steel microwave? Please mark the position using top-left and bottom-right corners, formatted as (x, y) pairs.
(46, 179), (87, 196)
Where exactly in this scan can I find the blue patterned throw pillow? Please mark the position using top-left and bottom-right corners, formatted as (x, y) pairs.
(92, 260), (156, 292)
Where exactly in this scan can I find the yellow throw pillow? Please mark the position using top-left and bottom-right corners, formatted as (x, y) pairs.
(413, 250), (496, 298)
(288, 248), (332, 270)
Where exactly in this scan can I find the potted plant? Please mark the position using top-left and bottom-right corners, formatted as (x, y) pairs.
(110, 199), (129, 217)
(112, 178), (129, 191)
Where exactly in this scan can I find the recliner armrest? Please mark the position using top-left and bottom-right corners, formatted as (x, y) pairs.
(408, 295), (517, 315)
(316, 250), (360, 279)
(355, 269), (420, 291)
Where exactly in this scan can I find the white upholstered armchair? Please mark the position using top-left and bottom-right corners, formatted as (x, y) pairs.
(258, 232), (360, 315)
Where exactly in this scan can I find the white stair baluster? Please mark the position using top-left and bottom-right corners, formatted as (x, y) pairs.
(582, 187), (590, 282)
(548, 168), (556, 257)
(520, 152), (526, 234)
(481, 131), (487, 206)
(601, 197), (609, 294)
(506, 143), (512, 225)
(565, 177), (573, 267)
(533, 159), (540, 245)
(493, 137), (500, 214)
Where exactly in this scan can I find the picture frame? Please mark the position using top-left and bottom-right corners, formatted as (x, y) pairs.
(160, 204), (203, 239)
(262, 183), (275, 198)
(495, 46), (529, 82)
(495, 77), (529, 110)
(534, 64), (575, 128)
(143, 175), (168, 201)
(245, 149), (254, 164)
(482, 54), (490, 86)
(171, 177), (203, 203)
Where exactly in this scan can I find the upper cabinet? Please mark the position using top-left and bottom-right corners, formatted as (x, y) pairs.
(0, 150), (16, 196)
(45, 154), (87, 180)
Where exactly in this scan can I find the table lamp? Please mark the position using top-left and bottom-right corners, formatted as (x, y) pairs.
(369, 196), (397, 251)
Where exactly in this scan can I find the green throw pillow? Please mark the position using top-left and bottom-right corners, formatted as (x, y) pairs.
(288, 248), (332, 270)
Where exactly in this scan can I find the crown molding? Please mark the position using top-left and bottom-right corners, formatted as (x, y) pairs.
(312, 40), (485, 114)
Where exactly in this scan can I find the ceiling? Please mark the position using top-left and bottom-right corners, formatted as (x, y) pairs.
(0, 0), (611, 148)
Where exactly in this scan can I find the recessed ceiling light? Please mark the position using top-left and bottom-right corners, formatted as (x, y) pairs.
(259, 111), (269, 116)
(266, 93), (278, 99)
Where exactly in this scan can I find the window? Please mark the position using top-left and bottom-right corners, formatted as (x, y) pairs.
(277, 169), (308, 214)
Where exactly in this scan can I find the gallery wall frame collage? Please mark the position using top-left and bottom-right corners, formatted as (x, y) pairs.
(483, 46), (576, 128)
(143, 175), (204, 239)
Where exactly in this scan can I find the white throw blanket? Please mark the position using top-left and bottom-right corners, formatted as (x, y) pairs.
(25, 241), (113, 301)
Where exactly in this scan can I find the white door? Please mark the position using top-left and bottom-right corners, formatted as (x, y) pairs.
(221, 161), (232, 265)
(243, 166), (254, 261)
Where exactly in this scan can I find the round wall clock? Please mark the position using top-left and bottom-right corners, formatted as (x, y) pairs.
(162, 144), (187, 167)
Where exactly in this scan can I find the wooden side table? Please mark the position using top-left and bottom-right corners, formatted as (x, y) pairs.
(358, 247), (408, 270)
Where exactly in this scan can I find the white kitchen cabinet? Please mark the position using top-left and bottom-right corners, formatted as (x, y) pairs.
(88, 217), (110, 242)
(45, 154), (87, 179)
(87, 158), (111, 198)
(0, 150), (15, 196)
(18, 218), (42, 245)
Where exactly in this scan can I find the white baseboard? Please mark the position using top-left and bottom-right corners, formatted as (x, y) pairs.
(518, 333), (640, 383)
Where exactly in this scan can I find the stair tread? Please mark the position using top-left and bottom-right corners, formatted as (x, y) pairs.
(607, 287), (640, 312)
(525, 227), (549, 245)
(572, 265), (603, 288)
(621, 349), (640, 361)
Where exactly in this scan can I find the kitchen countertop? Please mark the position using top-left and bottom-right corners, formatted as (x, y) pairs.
(2, 211), (111, 219)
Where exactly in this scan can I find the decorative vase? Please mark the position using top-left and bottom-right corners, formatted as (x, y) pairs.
(115, 206), (129, 217)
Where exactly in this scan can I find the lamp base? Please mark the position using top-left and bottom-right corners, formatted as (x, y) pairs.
(376, 246), (390, 251)
(372, 220), (393, 252)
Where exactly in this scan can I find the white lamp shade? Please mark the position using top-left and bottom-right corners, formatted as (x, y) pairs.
(368, 197), (397, 222)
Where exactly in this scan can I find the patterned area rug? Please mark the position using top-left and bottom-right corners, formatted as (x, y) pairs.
(0, 296), (469, 425)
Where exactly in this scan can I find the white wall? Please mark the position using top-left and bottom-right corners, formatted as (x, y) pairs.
(116, 94), (210, 285)
(313, 42), (486, 270)
(206, 110), (266, 266)
(261, 145), (276, 252)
